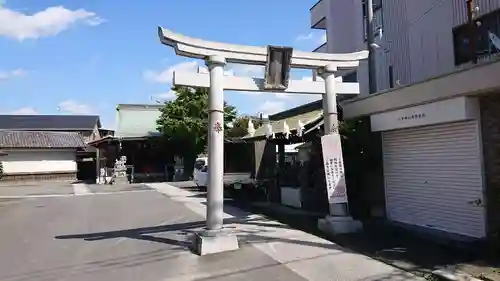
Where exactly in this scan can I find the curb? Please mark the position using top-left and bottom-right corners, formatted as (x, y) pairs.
(432, 268), (482, 281)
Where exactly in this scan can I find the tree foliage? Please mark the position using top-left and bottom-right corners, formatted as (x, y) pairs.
(156, 86), (238, 177)
(340, 118), (380, 170)
(225, 116), (263, 138)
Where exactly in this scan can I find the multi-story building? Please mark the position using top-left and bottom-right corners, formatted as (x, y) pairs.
(311, 0), (500, 92)
(309, 0), (500, 243)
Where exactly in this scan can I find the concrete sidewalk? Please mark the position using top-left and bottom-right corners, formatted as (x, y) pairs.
(148, 183), (423, 281)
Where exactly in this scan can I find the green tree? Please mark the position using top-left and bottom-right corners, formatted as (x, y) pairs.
(225, 116), (263, 138)
(156, 86), (237, 178)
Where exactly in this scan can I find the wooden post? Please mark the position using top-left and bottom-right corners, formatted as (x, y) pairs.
(96, 146), (100, 184)
(467, 0), (478, 64)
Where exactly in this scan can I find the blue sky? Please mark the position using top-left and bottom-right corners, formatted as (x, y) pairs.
(0, 0), (326, 129)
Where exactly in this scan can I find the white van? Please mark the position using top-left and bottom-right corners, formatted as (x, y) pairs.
(193, 157), (208, 187)
(192, 157), (253, 189)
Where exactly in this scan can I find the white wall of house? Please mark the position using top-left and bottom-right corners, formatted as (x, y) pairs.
(1, 149), (77, 175)
(80, 125), (101, 143)
(313, 0), (500, 92)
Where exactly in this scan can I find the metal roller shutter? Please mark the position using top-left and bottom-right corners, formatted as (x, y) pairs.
(382, 121), (486, 238)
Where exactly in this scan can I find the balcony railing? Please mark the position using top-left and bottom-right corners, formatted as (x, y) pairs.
(310, 0), (327, 29)
(313, 42), (327, 53)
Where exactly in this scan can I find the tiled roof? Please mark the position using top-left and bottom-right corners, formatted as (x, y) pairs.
(0, 131), (85, 149)
(0, 115), (100, 131)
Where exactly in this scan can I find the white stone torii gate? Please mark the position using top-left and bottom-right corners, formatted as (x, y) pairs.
(157, 26), (368, 255)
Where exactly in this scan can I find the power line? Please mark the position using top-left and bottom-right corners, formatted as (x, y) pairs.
(379, 0), (449, 50)
(407, 0), (448, 30)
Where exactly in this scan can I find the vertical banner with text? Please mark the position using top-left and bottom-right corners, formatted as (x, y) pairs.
(321, 134), (348, 204)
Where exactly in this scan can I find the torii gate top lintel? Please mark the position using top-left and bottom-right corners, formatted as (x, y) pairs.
(158, 26), (368, 70)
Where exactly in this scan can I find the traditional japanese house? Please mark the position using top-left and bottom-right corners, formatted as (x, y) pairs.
(0, 114), (104, 181)
(88, 104), (171, 183)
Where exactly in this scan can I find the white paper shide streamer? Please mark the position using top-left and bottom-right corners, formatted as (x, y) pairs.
(297, 120), (305, 137)
(247, 118), (255, 136)
(283, 120), (290, 139)
(265, 122), (274, 139)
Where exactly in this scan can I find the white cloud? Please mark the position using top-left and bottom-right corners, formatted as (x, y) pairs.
(257, 101), (285, 115)
(10, 107), (37, 114)
(295, 32), (326, 45)
(0, 5), (104, 41)
(57, 100), (93, 114)
(154, 90), (176, 101)
(0, 68), (26, 80)
(143, 60), (199, 84)
(86, 17), (106, 26)
(296, 32), (314, 41)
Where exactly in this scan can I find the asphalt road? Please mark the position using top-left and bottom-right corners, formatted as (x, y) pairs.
(0, 185), (306, 281)
(0, 190), (192, 281)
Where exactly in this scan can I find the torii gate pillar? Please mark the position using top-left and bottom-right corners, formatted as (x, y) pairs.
(205, 55), (226, 232)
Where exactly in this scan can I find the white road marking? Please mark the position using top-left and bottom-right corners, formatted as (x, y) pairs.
(0, 189), (153, 199)
(72, 184), (92, 195)
(0, 194), (76, 199)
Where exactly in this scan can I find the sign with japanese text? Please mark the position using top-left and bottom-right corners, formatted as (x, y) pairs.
(321, 133), (348, 204)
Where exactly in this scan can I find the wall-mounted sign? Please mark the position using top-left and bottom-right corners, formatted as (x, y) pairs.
(370, 97), (479, 132)
(397, 113), (426, 121)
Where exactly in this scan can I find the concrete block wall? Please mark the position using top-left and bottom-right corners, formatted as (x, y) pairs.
(479, 94), (500, 239)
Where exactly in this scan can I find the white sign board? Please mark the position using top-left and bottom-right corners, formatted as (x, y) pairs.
(321, 134), (348, 204)
(370, 97), (479, 132)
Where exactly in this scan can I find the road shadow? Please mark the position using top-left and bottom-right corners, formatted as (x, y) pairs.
(227, 198), (500, 278)
(328, 220), (499, 277)
(55, 214), (350, 254)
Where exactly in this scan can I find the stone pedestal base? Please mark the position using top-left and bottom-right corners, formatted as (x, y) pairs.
(318, 216), (363, 235)
(113, 176), (128, 185)
(192, 229), (239, 256)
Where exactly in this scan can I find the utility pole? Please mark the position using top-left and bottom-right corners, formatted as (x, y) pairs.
(365, 0), (377, 94)
(467, 0), (478, 64)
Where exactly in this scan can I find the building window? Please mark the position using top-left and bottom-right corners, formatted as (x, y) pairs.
(388, 66), (394, 88)
(343, 71), (358, 82)
(453, 8), (500, 65)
